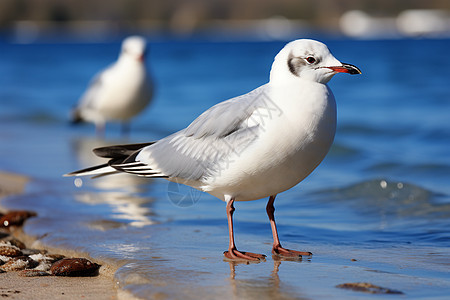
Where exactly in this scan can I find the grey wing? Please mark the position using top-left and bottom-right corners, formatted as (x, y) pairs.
(71, 71), (104, 122)
(132, 85), (271, 181)
(184, 85), (267, 138)
(77, 64), (114, 110)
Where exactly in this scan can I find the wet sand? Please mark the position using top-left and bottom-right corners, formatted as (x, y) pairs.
(0, 272), (117, 300)
(0, 171), (119, 300)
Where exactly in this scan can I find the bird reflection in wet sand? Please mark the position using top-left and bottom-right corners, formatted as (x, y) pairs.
(66, 39), (361, 261)
(228, 260), (305, 299)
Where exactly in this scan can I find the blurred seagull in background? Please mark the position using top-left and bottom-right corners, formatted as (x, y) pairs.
(71, 36), (153, 136)
(66, 39), (361, 261)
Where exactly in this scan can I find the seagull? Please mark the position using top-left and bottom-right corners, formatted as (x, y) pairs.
(71, 36), (153, 136)
(66, 39), (361, 261)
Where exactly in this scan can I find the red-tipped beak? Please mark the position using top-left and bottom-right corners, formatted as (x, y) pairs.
(138, 50), (147, 62)
(327, 63), (362, 75)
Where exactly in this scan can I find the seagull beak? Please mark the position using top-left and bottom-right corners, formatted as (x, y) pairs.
(138, 50), (147, 62)
(327, 63), (362, 75)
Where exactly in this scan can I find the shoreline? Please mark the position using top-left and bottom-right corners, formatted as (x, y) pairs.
(0, 171), (121, 300)
(1, 171), (449, 299)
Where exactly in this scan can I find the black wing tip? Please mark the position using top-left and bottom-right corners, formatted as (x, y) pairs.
(93, 146), (124, 158)
(70, 108), (84, 125)
(93, 142), (156, 159)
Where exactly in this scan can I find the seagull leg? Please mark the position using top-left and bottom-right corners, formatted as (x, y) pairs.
(95, 121), (105, 138)
(266, 195), (312, 258)
(223, 198), (266, 261)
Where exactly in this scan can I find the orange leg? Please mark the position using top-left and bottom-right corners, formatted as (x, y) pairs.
(223, 198), (266, 261)
(266, 195), (312, 258)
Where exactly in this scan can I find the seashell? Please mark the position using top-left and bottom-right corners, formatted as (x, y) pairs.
(8, 239), (26, 250)
(18, 269), (50, 277)
(45, 254), (65, 262)
(336, 282), (404, 294)
(0, 237), (26, 249)
(29, 253), (51, 263)
(21, 248), (45, 256)
(29, 253), (64, 272)
(0, 244), (23, 257)
(0, 256), (35, 272)
(33, 261), (53, 272)
(0, 211), (37, 228)
(50, 258), (100, 277)
(0, 255), (12, 264)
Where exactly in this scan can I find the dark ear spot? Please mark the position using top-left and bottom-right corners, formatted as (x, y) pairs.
(287, 52), (306, 77)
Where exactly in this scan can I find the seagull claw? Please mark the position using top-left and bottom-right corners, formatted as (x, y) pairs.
(224, 248), (266, 261)
(272, 245), (312, 258)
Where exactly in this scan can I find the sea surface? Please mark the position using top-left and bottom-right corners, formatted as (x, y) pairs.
(0, 36), (449, 299)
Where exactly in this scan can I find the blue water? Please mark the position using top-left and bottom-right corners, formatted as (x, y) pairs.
(1, 36), (450, 299)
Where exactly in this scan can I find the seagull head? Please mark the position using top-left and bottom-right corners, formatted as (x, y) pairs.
(270, 39), (361, 84)
(120, 36), (147, 62)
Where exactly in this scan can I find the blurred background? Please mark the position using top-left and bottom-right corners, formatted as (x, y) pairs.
(1, 0), (450, 42)
(1, 1), (450, 299)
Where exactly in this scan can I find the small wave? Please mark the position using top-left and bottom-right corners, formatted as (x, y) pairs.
(419, 127), (450, 143)
(338, 123), (413, 137)
(365, 162), (450, 179)
(314, 178), (450, 222)
(327, 143), (362, 158)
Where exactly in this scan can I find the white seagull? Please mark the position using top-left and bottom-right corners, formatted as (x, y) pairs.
(71, 36), (153, 135)
(66, 39), (361, 261)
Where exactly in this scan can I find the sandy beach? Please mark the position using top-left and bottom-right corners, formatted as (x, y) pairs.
(0, 171), (119, 300)
(0, 272), (117, 300)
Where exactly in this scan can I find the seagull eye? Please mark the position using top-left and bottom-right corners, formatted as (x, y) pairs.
(306, 57), (316, 64)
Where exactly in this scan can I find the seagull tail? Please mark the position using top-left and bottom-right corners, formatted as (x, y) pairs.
(70, 107), (84, 124)
(64, 142), (156, 178)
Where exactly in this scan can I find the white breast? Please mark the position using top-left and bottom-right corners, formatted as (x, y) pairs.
(95, 60), (151, 121)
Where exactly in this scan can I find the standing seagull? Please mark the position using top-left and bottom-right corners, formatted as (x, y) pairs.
(66, 39), (361, 261)
(72, 36), (153, 136)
